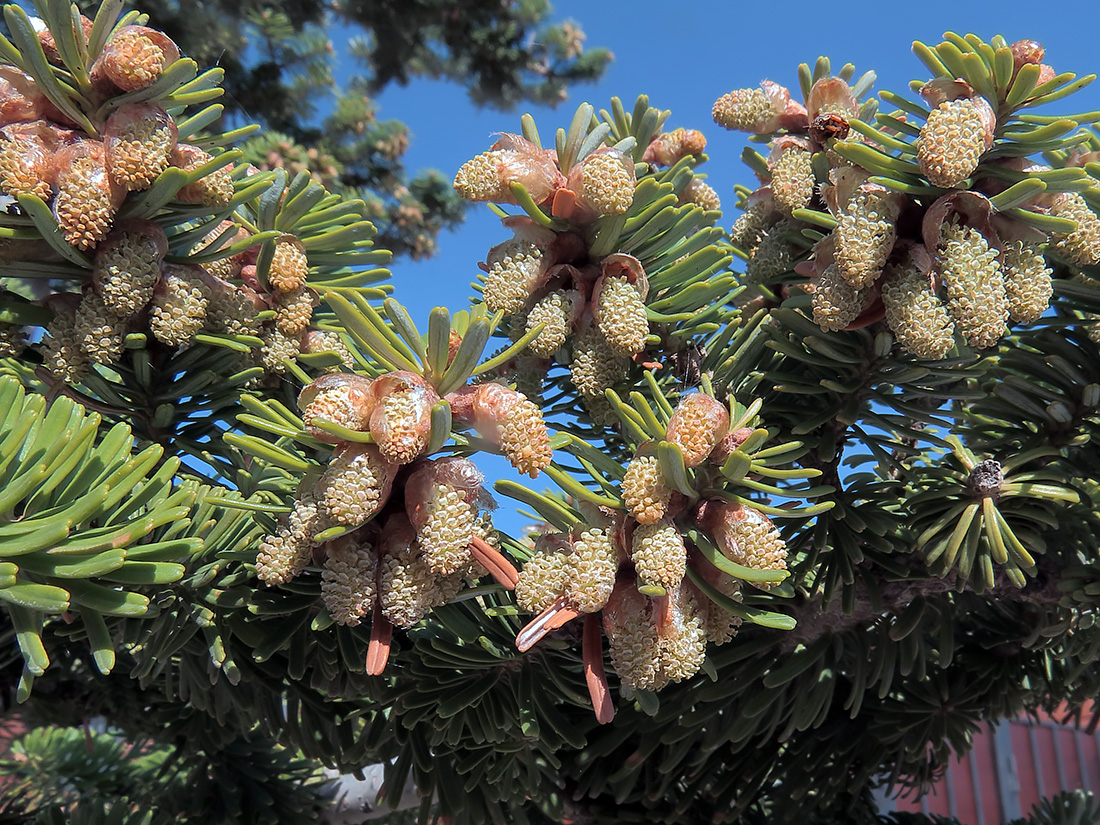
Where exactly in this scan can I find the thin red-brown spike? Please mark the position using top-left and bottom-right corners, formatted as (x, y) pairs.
(653, 593), (672, 636)
(515, 595), (581, 652)
(366, 604), (393, 676)
(843, 293), (886, 330)
(583, 613), (614, 724)
(469, 535), (519, 589)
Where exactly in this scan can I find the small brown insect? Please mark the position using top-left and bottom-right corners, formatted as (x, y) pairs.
(809, 113), (850, 145)
(671, 342), (705, 388)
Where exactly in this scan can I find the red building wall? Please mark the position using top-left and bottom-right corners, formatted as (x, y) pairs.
(887, 710), (1100, 823)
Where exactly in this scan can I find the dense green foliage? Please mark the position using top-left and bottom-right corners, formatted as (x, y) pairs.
(64, 0), (612, 259)
(3, 4), (1100, 825)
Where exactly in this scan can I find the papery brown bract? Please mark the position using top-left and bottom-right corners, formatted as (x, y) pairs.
(51, 140), (125, 251)
(298, 373), (378, 442)
(369, 372), (440, 464)
(665, 392), (729, 468)
(709, 426), (754, 467)
(807, 77), (858, 122)
(655, 580), (708, 683)
(103, 103), (178, 190)
(93, 25), (181, 93)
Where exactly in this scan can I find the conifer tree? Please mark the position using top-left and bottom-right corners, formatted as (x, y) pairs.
(3, 5), (1100, 825)
(59, 0), (613, 259)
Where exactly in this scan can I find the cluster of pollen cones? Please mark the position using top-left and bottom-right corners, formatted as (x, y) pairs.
(515, 393), (788, 723)
(453, 126), (716, 423)
(256, 371), (554, 674)
(0, 17), (337, 382)
(714, 41), (1100, 359)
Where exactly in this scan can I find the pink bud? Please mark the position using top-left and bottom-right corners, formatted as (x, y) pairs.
(709, 426), (755, 466)
(807, 77), (858, 121)
(1010, 40), (1045, 72)
(0, 67), (52, 125)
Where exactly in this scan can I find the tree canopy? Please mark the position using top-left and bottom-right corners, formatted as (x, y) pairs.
(2, 4), (1100, 825)
(66, 0), (612, 259)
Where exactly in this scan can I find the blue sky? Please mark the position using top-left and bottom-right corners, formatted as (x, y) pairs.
(355, 0), (1100, 527)
(373, 0), (1100, 324)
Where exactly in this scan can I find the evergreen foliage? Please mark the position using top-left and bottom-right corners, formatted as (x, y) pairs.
(2, 4), (1100, 824)
(56, 0), (614, 259)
